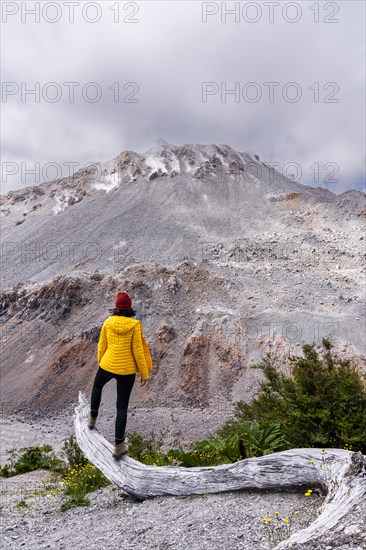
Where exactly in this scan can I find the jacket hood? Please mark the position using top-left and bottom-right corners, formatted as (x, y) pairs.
(106, 316), (138, 334)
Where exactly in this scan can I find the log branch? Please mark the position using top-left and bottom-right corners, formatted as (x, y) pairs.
(276, 449), (366, 548)
(74, 391), (366, 547)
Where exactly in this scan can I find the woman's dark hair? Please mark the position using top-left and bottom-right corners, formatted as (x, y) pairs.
(109, 308), (136, 317)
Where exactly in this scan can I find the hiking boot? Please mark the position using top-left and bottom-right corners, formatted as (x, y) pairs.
(88, 414), (97, 429)
(112, 441), (129, 458)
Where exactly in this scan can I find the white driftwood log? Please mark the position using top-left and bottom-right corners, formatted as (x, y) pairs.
(74, 391), (366, 548)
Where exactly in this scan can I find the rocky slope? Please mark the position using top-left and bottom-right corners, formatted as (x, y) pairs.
(0, 140), (365, 427)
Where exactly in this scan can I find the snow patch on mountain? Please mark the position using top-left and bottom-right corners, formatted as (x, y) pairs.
(52, 192), (71, 214)
(184, 159), (195, 173)
(144, 144), (181, 179)
(93, 173), (119, 193)
(145, 155), (169, 177)
(169, 153), (180, 174)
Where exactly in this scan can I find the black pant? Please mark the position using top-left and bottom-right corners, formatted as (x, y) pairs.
(90, 367), (136, 445)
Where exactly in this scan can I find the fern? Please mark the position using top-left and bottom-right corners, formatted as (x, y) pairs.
(227, 422), (289, 458)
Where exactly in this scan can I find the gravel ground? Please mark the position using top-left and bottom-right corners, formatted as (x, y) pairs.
(1, 417), (366, 549)
(2, 473), (366, 550)
(0, 470), (323, 550)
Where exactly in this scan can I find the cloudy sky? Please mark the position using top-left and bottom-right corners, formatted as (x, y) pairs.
(1, 0), (365, 194)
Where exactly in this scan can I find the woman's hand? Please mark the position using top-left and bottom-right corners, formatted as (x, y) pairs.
(140, 378), (148, 386)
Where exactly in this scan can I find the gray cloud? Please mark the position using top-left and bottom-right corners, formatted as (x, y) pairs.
(1, 0), (365, 194)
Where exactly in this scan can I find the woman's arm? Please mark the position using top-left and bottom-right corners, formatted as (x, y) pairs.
(97, 322), (108, 364)
(132, 322), (149, 380)
(137, 320), (153, 371)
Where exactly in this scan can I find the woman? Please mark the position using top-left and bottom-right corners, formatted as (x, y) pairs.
(89, 291), (152, 459)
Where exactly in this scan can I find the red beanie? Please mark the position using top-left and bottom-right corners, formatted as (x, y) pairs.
(115, 291), (132, 310)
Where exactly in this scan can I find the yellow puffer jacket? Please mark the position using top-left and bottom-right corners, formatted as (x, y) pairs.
(97, 316), (152, 380)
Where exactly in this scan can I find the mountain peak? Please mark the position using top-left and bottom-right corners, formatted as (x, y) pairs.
(129, 140), (270, 186)
(1, 140), (331, 209)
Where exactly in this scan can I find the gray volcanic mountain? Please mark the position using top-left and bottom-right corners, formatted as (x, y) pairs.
(1, 140), (365, 432)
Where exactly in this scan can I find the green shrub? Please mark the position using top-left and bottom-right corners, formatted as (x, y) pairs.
(0, 437), (110, 512)
(127, 431), (155, 461)
(197, 422), (289, 461)
(127, 422), (288, 467)
(15, 499), (29, 510)
(127, 433), (204, 467)
(166, 447), (225, 467)
(62, 436), (88, 468)
(60, 462), (110, 512)
(0, 445), (64, 477)
(63, 462), (109, 495)
(218, 338), (366, 453)
(128, 431), (173, 466)
(59, 437), (110, 511)
(193, 437), (238, 463)
(60, 491), (90, 512)
(0, 464), (10, 478)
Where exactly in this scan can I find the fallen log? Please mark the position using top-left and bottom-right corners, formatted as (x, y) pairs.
(74, 391), (366, 548)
